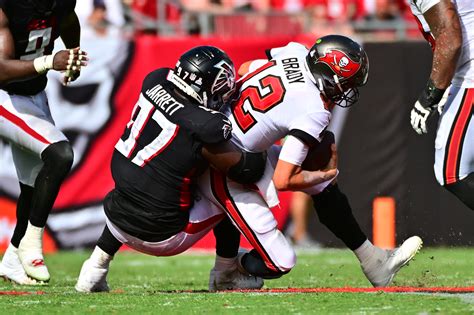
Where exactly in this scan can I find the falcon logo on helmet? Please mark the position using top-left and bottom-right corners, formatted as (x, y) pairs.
(212, 60), (236, 97)
(317, 49), (361, 79)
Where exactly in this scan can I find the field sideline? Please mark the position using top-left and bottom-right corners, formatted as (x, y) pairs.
(1, 248), (473, 314)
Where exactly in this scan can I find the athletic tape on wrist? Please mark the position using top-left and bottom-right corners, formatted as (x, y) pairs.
(417, 79), (446, 109)
(33, 54), (55, 74)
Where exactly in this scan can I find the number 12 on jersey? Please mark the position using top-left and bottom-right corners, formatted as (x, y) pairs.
(115, 95), (179, 167)
(232, 61), (286, 132)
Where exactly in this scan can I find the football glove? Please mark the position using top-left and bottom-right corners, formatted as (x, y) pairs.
(410, 79), (446, 135)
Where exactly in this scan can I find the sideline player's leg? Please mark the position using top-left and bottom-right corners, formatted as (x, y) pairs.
(0, 91), (73, 283)
(0, 183), (40, 285)
(434, 86), (474, 210)
(311, 183), (422, 287)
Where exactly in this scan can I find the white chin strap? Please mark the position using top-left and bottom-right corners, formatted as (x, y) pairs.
(167, 70), (204, 105)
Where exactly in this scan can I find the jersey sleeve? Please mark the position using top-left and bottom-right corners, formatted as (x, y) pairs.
(288, 111), (330, 147)
(266, 42), (308, 60)
(416, 0), (440, 14)
(195, 111), (233, 144)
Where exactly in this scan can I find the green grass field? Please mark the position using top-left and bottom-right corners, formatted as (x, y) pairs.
(1, 248), (473, 314)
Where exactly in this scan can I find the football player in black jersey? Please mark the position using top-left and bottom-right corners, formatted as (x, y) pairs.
(0, 0), (87, 284)
(75, 46), (266, 293)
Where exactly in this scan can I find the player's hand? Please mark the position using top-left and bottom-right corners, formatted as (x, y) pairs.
(410, 101), (436, 135)
(52, 48), (88, 85)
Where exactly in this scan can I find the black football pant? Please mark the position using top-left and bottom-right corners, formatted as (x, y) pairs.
(445, 173), (474, 210)
(311, 184), (367, 251)
(10, 141), (73, 247)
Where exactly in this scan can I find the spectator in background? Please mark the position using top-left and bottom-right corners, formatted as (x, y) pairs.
(286, 192), (321, 249)
(306, 0), (355, 36)
(76, 0), (126, 28)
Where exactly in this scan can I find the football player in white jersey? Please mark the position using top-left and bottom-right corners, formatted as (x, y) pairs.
(201, 35), (422, 288)
(409, 0), (474, 210)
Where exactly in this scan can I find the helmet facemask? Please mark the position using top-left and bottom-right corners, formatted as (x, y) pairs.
(306, 35), (369, 109)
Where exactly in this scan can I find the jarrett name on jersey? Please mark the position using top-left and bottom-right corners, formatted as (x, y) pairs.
(0, 0), (76, 95)
(107, 68), (232, 242)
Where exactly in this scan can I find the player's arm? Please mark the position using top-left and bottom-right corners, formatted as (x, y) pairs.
(0, 9), (86, 85)
(59, 9), (86, 85)
(273, 136), (337, 191)
(0, 9), (37, 84)
(202, 142), (266, 184)
(410, 0), (462, 134)
(424, 0), (461, 90)
(60, 10), (81, 48)
(198, 113), (266, 184)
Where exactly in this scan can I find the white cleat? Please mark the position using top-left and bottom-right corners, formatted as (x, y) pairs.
(17, 243), (50, 282)
(362, 236), (423, 287)
(0, 245), (44, 285)
(209, 267), (264, 291)
(75, 259), (110, 293)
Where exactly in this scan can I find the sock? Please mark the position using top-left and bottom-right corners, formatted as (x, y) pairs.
(213, 217), (240, 258)
(11, 183), (33, 248)
(96, 225), (122, 256)
(19, 222), (44, 250)
(90, 246), (113, 268)
(353, 239), (386, 265)
(213, 255), (237, 272)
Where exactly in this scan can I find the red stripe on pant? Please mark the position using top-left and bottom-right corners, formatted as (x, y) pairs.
(445, 89), (474, 184)
(183, 213), (225, 234)
(210, 170), (279, 272)
(0, 106), (50, 144)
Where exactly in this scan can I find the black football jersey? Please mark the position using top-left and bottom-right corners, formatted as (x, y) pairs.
(106, 68), (232, 242)
(0, 0), (76, 95)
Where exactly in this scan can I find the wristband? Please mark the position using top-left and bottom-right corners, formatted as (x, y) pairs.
(417, 79), (446, 109)
(33, 54), (55, 74)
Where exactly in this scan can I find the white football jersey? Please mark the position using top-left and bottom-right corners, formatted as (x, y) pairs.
(224, 42), (331, 152)
(409, 0), (474, 87)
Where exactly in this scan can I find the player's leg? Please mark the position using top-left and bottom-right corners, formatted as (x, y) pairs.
(207, 169), (296, 279)
(0, 91), (72, 282)
(0, 183), (40, 285)
(209, 216), (263, 291)
(75, 225), (122, 293)
(435, 86), (474, 210)
(311, 183), (422, 287)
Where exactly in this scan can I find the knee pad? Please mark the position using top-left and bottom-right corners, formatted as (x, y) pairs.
(41, 141), (74, 176)
(444, 173), (474, 210)
(253, 227), (296, 273)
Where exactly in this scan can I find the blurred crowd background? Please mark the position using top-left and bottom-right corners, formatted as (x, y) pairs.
(84, 0), (421, 39)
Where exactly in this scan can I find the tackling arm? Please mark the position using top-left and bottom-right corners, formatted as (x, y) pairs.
(202, 141), (266, 184)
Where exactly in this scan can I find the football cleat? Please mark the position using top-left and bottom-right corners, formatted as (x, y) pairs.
(361, 236), (423, 287)
(75, 259), (110, 293)
(17, 237), (50, 282)
(209, 266), (264, 291)
(0, 245), (44, 285)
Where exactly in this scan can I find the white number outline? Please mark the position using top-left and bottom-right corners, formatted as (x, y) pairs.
(115, 95), (179, 167)
(20, 27), (52, 61)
